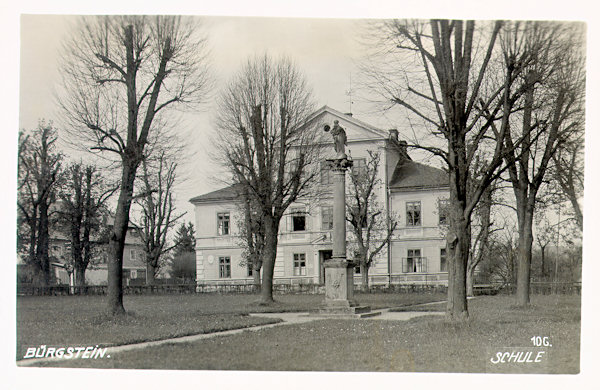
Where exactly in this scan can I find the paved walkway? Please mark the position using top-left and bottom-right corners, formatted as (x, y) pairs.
(17, 301), (445, 367)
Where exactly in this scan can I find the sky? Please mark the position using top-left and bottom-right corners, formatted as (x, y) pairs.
(5, 1), (600, 389)
(19, 15), (395, 223)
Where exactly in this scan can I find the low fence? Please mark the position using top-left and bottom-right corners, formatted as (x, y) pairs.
(17, 283), (197, 296)
(496, 282), (582, 295)
(17, 281), (582, 296)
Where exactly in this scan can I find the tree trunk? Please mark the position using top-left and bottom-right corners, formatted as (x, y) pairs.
(540, 246), (546, 279)
(260, 217), (279, 304)
(146, 263), (156, 286)
(35, 202), (51, 286)
(447, 221), (470, 321)
(446, 146), (471, 321)
(361, 264), (369, 292)
(446, 157), (471, 320)
(252, 266), (261, 292)
(466, 263), (475, 297)
(107, 161), (137, 315)
(516, 203), (535, 306)
(75, 266), (86, 287)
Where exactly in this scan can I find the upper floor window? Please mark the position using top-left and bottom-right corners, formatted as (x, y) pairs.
(217, 212), (230, 236)
(291, 208), (306, 232)
(438, 199), (450, 225)
(130, 249), (141, 261)
(320, 162), (334, 185)
(351, 158), (367, 176)
(406, 201), (421, 226)
(293, 253), (307, 276)
(321, 206), (333, 230)
(219, 256), (231, 278)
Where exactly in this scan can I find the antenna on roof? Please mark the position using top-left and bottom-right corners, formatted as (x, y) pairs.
(345, 72), (353, 115)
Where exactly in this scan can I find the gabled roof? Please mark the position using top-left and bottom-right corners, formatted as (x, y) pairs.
(189, 183), (243, 204)
(301, 105), (388, 140)
(389, 160), (449, 190)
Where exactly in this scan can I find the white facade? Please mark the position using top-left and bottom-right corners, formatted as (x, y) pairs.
(191, 106), (449, 286)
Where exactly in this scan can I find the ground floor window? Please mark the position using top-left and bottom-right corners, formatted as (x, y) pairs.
(247, 263), (253, 277)
(440, 248), (447, 272)
(293, 253), (306, 276)
(219, 256), (231, 278)
(404, 249), (425, 273)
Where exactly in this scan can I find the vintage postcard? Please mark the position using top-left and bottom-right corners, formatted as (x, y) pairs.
(7, 1), (598, 389)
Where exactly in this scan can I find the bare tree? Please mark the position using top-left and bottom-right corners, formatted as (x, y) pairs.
(236, 188), (266, 289)
(17, 122), (62, 286)
(552, 132), (584, 231)
(58, 163), (116, 286)
(346, 151), (397, 290)
(363, 20), (537, 320)
(134, 152), (184, 285)
(498, 22), (585, 306)
(59, 16), (210, 314)
(466, 181), (498, 297)
(214, 55), (319, 304)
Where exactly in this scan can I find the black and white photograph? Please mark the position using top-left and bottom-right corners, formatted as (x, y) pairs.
(5, 1), (599, 389)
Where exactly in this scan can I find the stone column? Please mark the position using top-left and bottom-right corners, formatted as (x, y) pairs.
(320, 158), (359, 312)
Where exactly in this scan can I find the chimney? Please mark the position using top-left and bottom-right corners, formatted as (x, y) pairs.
(388, 128), (399, 142)
(398, 140), (408, 158)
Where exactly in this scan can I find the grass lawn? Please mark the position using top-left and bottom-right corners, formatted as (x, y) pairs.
(17, 291), (444, 360)
(27, 294), (580, 373)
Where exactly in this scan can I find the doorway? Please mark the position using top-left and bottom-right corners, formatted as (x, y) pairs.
(318, 250), (332, 285)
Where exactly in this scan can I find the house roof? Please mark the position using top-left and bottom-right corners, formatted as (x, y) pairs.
(189, 183), (243, 204)
(303, 105), (388, 138)
(389, 160), (449, 190)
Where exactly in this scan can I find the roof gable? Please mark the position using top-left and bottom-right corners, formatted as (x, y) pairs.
(301, 106), (388, 142)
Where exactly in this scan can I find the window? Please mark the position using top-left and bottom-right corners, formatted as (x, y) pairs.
(438, 199), (450, 225)
(130, 250), (144, 262)
(291, 208), (306, 232)
(440, 248), (447, 272)
(320, 162), (334, 185)
(293, 253), (306, 276)
(406, 201), (421, 226)
(321, 206), (333, 230)
(404, 249), (425, 273)
(351, 158), (366, 176)
(219, 256), (231, 278)
(354, 265), (361, 274)
(217, 212), (230, 236)
(247, 263), (253, 277)
(353, 207), (368, 228)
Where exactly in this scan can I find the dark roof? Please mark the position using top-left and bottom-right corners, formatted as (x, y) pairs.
(389, 160), (449, 190)
(189, 183), (243, 204)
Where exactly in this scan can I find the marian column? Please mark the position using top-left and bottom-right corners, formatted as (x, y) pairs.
(318, 121), (372, 316)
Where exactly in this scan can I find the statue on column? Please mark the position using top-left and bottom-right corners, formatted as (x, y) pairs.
(324, 120), (347, 159)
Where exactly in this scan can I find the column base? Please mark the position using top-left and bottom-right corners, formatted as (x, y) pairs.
(312, 304), (380, 318)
